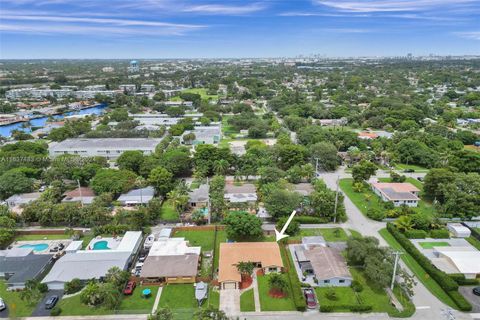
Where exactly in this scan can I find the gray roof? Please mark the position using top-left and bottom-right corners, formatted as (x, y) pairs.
(304, 246), (351, 280)
(118, 187), (155, 204)
(302, 236), (326, 246)
(381, 188), (419, 201)
(0, 249), (54, 285)
(140, 254), (199, 278)
(292, 183), (314, 196)
(6, 192), (42, 205)
(50, 138), (162, 150)
(42, 251), (131, 284)
(189, 184), (209, 203)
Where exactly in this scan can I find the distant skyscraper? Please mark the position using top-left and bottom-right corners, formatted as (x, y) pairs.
(128, 60), (139, 73)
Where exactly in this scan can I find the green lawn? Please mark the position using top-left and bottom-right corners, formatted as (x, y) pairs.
(0, 281), (40, 317)
(182, 88), (219, 101)
(240, 288), (256, 312)
(159, 284), (196, 309)
(348, 229), (362, 239)
(203, 289), (219, 310)
(58, 285), (158, 316)
(419, 242), (450, 249)
(315, 286), (358, 311)
(160, 200), (179, 221)
(14, 234), (70, 241)
(379, 228), (457, 308)
(257, 274), (296, 311)
(290, 228), (349, 242)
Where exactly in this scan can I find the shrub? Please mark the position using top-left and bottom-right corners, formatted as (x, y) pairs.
(350, 305), (373, 312)
(325, 289), (337, 301)
(447, 291), (472, 311)
(367, 208), (385, 221)
(404, 229), (427, 239)
(50, 307), (62, 316)
(351, 280), (364, 292)
(293, 216), (330, 224)
(38, 282), (49, 293)
(320, 304), (372, 313)
(320, 305), (334, 312)
(280, 245), (306, 311)
(64, 278), (83, 294)
(430, 229), (450, 239)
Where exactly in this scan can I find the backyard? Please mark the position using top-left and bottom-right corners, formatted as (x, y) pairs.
(160, 200), (179, 222)
(289, 228), (349, 242)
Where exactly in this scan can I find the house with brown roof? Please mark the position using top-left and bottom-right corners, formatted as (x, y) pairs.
(371, 182), (420, 207)
(62, 187), (96, 205)
(218, 242), (283, 289)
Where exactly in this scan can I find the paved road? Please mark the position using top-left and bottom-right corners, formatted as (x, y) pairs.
(318, 168), (473, 320)
(32, 290), (64, 317)
(0, 305), (8, 319)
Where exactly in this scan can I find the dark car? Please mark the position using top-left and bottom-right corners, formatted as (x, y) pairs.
(45, 295), (59, 309)
(123, 281), (136, 295)
(403, 169), (415, 173)
(473, 287), (480, 296)
(416, 177), (424, 182)
(303, 288), (317, 309)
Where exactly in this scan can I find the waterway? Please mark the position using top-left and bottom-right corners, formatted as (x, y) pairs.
(0, 103), (107, 137)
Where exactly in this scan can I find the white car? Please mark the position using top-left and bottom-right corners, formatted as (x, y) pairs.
(0, 298), (6, 311)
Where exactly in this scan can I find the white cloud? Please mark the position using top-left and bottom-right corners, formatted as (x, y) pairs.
(314, 0), (477, 12)
(181, 2), (267, 15)
(454, 31), (480, 40)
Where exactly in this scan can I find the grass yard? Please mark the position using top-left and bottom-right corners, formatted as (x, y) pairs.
(419, 241), (450, 249)
(214, 229), (227, 270)
(315, 286), (358, 311)
(160, 200), (179, 221)
(14, 234), (70, 241)
(348, 229), (362, 239)
(257, 274), (296, 311)
(159, 284), (196, 309)
(182, 88), (219, 101)
(173, 229), (216, 251)
(240, 288), (256, 312)
(58, 285), (158, 316)
(203, 289), (219, 310)
(289, 228), (348, 242)
(379, 228), (457, 308)
(0, 281), (40, 317)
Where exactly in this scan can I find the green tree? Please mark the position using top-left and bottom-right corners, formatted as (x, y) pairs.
(351, 160), (377, 183)
(267, 273), (288, 294)
(275, 216), (300, 236)
(91, 169), (137, 195)
(116, 151), (144, 174)
(263, 187), (302, 219)
(0, 170), (33, 198)
(309, 141), (340, 171)
(148, 167), (174, 196)
(224, 211), (263, 240)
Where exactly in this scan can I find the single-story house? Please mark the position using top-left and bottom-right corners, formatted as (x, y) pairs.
(218, 242), (283, 290)
(371, 182), (420, 207)
(140, 237), (200, 283)
(182, 126), (221, 145)
(434, 246), (480, 279)
(62, 187), (96, 205)
(42, 231), (142, 289)
(293, 242), (352, 287)
(292, 183), (314, 197)
(117, 186), (155, 206)
(5, 192), (42, 208)
(447, 223), (471, 238)
(224, 183), (257, 211)
(0, 248), (54, 290)
(188, 184), (209, 209)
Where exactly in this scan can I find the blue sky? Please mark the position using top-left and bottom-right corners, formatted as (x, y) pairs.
(0, 0), (479, 59)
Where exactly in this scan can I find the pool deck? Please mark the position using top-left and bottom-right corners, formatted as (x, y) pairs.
(11, 239), (73, 254)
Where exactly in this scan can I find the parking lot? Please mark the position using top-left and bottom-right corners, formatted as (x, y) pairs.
(459, 286), (480, 313)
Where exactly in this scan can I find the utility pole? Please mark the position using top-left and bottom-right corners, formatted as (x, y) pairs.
(391, 251), (403, 290)
(77, 179), (84, 208)
(333, 175), (340, 223)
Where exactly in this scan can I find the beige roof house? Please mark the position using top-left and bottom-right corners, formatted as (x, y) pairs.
(304, 246), (351, 281)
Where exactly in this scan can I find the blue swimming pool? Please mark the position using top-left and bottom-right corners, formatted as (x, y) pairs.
(92, 240), (110, 250)
(19, 243), (49, 252)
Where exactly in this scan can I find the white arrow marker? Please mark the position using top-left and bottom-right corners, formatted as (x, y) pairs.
(275, 210), (297, 242)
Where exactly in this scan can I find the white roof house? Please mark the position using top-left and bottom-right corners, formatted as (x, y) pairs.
(42, 231), (142, 289)
(148, 238), (201, 257)
(447, 223), (471, 238)
(434, 247), (480, 279)
(117, 187), (155, 205)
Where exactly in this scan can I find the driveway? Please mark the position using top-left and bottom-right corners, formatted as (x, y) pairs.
(460, 287), (480, 312)
(219, 288), (240, 316)
(31, 290), (64, 317)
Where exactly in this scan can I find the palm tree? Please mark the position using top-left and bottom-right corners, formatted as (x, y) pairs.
(235, 261), (255, 280)
(267, 273), (288, 294)
(167, 189), (189, 214)
(395, 215), (414, 232)
(213, 159), (229, 175)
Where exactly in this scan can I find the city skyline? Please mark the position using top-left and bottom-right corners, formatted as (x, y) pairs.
(1, 0), (480, 59)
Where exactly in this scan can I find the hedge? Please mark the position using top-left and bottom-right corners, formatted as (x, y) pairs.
(280, 244), (307, 311)
(429, 229), (450, 239)
(293, 216), (330, 224)
(449, 274), (479, 286)
(447, 291), (472, 311)
(320, 304), (372, 313)
(387, 223), (458, 291)
(386, 223), (472, 311)
(404, 229), (427, 239)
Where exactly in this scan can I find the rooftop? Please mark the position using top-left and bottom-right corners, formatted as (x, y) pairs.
(50, 138), (163, 150)
(117, 187), (155, 204)
(141, 254), (199, 278)
(148, 238), (201, 256)
(304, 246), (352, 280)
(188, 184), (209, 203)
(0, 249), (54, 286)
(371, 182), (420, 201)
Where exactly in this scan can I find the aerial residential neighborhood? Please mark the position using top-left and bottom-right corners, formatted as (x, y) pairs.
(1, 1), (480, 320)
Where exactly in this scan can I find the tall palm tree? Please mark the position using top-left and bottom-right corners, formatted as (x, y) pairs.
(214, 159), (229, 175)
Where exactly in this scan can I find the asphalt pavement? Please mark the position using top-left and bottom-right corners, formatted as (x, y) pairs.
(31, 290), (64, 317)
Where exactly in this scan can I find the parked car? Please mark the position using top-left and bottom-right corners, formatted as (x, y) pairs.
(403, 169), (415, 173)
(45, 295), (59, 309)
(416, 177), (424, 182)
(39, 186), (47, 192)
(0, 298), (6, 311)
(473, 287), (480, 296)
(134, 270), (141, 277)
(123, 281), (136, 295)
(303, 288), (317, 309)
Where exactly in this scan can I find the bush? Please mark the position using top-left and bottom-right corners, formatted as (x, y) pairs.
(320, 305), (334, 312)
(351, 280), (364, 292)
(280, 245), (307, 311)
(450, 274), (479, 285)
(320, 304), (372, 313)
(64, 278), (83, 294)
(50, 307), (62, 316)
(447, 291), (472, 311)
(325, 289), (337, 301)
(38, 282), (49, 293)
(367, 208), (385, 221)
(350, 305), (373, 312)
(429, 229), (450, 239)
(404, 229), (427, 239)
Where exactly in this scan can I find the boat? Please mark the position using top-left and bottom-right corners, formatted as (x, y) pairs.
(195, 282), (208, 306)
(144, 234), (155, 249)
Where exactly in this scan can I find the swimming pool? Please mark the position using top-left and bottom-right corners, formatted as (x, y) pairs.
(92, 240), (110, 250)
(19, 243), (49, 252)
